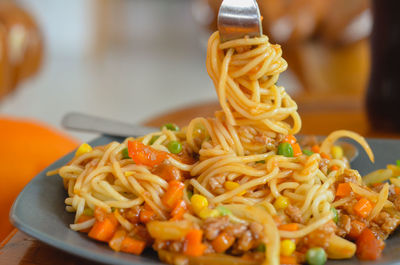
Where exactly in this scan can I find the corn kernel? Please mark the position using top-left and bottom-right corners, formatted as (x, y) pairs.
(331, 145), (343, 159)
(224, 181), (246, 196)
(280, 239), (296, 256)
(75, 143), (92, 157)
(124, 171), (134, 177)
(198, 208), (220, 219)
(191, 194), (208, 214)
(274, 196), (289, 210)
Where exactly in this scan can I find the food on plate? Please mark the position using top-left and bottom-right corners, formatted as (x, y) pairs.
(50, 31), (400, 264)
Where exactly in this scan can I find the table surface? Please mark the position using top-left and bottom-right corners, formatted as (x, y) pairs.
(1, 97), (400, 265)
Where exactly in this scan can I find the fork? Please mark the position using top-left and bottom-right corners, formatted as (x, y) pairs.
(218, 0), (263, 42)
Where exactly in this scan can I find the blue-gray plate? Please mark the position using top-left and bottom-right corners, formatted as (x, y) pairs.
(9, 135), (400, 265)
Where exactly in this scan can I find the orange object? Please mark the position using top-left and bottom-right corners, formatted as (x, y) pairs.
(152, 164), (182, 181)
(280, 255), (298, 264)
(0, 117), (78, 242)
(336, 183), (352, 197)
(311, 145), (320, 153)
(320, 152), (331, 159)
(139, 205), (156, 223)
(109, 229), (126, 251)
(292, 143), (302, 157)
(127, 140), (168, 167)
(395, 187), (400, 195)
(88, 216), (118, 242)
(120, 236), (146, 255)
(348, 220), (366, 239)
(76, 215), (93, 233)
(170, 200), (187, 220)
(184, 229), (206, 257)
(353, 198), (373, 218)
(211, 232), (235, 253)
(330, 165), (339, 171)
(284, 135), (297, 145)
(162, 180), (185, 209)
(356, 228), (385, 260)
(279, 223), (299, 231)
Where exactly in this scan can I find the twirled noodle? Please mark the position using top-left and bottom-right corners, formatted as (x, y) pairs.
(54, 30), (399, 265)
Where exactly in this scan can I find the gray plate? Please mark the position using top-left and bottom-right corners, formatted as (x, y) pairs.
(9, 135), (400, 265)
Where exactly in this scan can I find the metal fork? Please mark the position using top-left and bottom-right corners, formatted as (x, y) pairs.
(218, 0), (263, 42)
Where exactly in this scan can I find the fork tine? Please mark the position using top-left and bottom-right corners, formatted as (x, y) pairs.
(217, 0), (262, 42)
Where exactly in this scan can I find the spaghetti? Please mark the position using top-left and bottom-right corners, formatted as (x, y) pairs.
(52, 31), (400, 265)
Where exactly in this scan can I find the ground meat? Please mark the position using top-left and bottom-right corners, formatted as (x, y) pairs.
(236, 230), (253, 251)
(203, 241), (215, 254)
(285, 205), (304, 224)
(203, 217), (265, 254)
(125, 205), (141, 224)
(343, 169), (360, 183)
(202, 216), (230, 240)
(303, 221), (336, 250)
(209, 175), (226, 190)
(225, 223), (247, 238)
(249, 222), (263, 241)
(153, 239), (168, 251)
(131, 224), (153, 244)
(371, 211), (400, 239)
(169, 240), (183, 252)
(394, 197), (400, 211)
(319, 158), (329, 174)
(336, 214), (351, 237)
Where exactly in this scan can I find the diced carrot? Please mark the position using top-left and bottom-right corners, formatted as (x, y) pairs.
(353, 198), (373, 218)
(120, 236), (146, 255)
(139, 205), (156, 223)
(280, 255), (298, 265)
(292, 143), (302, 157)
(88, 216), (118, 242)
(170, 200), (187, 221)
(162, 180), (185, 209)
(348, 220), (366, 239)
(395, 187), (400, 195)
(283, 135), (297, 145)
(321, 152), (331, 159)
(336, 183), (352, 198)
(184, 229), (206, 256)
(211, 232), (235, 253)
(127, 140), (168, 167)
(311, 145), (320, 153)
(152, 164), (182, 181)
(330, 165), (339, 171)
(76, 215), (93, 233)
(356, 228), (385, 260)
(279, 223), (299, 231)
(109, 229), (126, 251)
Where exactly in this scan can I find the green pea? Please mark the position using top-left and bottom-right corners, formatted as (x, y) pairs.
(162, 123), (179, 131)
(111, 207), (116, 212)
(306, 247), (327, 265)
(217, 206), (231, 216)
(255, 243), (266, 252)
(396, 160), (400, 167)
(303, 149), (314, 156)
(121, 148), (130, 159)
(331, 207), (338, 223)
(149, 135), (160, 145)
(168, 141), (182, 154)
(278, 142), (294, 157)
(256, 160), (266, 164)
(83, 208), (94, 216)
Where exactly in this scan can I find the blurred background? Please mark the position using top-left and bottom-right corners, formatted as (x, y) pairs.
(0, 0), (372, 142)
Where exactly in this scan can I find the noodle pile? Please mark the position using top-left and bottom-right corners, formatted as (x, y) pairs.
(53, 31), (400, 265)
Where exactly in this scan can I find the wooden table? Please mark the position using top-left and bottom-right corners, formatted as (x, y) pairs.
(1, 96), (399, 264)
